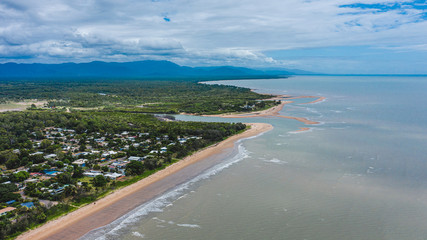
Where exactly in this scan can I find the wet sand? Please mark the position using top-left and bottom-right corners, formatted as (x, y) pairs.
(201, 101), (291, 118)
(201, 96), (321, 125)
(17, 123), (273, 240)
(292, 127), (311, 133)
(286, 96), (326, 104)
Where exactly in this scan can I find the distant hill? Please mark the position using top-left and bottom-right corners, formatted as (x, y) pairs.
(0, 60), (311, 78)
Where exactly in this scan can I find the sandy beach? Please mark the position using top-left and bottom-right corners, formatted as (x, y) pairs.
(201, 96), (322, 125)
(17, 122), (273, 240)
(201, 100), (291, 118)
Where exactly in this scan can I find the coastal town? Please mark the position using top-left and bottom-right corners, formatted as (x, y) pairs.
(1, 125), (201, 206)
(0, 110), (247, 238)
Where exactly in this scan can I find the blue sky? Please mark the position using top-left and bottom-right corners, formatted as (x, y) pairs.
(1, 0), (426, 74)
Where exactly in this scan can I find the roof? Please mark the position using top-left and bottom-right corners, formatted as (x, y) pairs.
(21, 202), (35, 208)
(0, 207), (16, 215)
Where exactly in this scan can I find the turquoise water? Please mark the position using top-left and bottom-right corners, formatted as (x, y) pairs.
(82, 76), (427, 240)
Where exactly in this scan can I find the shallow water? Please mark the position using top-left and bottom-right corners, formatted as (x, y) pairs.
(82, 76), (427, 240)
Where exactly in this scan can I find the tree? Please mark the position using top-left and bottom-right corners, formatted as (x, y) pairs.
(12, 171), (30, 182)
(40, 139), (52, 149)
(29, 154), (45, 164)
(101, 166), (109, 172)
(91, 175), (107, 187)
(72, 166), (84, 178)
(125, 160), (144, 176)
(143, 158), (158, 170)
(0, 150), (18, 165)
(64, 185), (77, 197)
(0, 183), (20, 202)
(79, 144), (86, 152)
(55, 161), (64, 168)
(56, 173), (73, 184)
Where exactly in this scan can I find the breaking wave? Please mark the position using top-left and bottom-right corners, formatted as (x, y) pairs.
(80, 140), (254, 240)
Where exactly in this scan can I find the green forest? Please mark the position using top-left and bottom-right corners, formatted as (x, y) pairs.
(0, 78), (277, 114)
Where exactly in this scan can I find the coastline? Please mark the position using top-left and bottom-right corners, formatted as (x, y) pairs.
(17, 122), (273, 240)
(199, 95), (323, 125)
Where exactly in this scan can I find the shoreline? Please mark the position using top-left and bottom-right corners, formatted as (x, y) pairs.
(17, 123), (273, 240)
(198, 95), (323, 125)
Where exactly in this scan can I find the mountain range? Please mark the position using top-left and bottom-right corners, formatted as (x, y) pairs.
(0, 60), (313, 78)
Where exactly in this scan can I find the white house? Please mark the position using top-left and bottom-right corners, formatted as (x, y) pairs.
(128, 156), (142, 161)
(104, 172), (123, 180)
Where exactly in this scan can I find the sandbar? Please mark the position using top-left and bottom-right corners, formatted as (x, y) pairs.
(201, 98), (320, 125)
(17, 123), (273, 240)
(284, 95), (326, 104)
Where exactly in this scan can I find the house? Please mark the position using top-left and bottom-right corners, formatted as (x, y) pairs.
(5, 200), (16, 205)
(83, 171), (102, 177)
(108, 150), (117, 155)
(74, 152), (90, 157)
(24, 178), (39, 184)
(21, 202), (35, 208)
(0, 207), (16, 216)
(44, 154), (57, 159)
(30, 152), (44, 156)
(95, 137), (105, 143)
(111, 162), (127, 169)
(43, 170), (60, 176)
(104, 172), (123, 180)
(72, 159), (87, 167)
(30, 172), (43, 177)
(52, 186), (66, 195)
(128, 156), (142, 161)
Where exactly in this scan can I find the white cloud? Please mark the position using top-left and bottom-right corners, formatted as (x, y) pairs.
(0, 0), (426, 73)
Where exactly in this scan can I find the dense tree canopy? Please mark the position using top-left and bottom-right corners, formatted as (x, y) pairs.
(0, 79), (276, 114)
(125, 160), (144, 176)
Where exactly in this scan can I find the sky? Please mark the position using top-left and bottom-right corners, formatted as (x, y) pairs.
(0, 0), (426, 74)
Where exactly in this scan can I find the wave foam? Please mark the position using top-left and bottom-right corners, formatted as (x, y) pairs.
(132, 232), (145, 238)
(80, 143), (250, 240)
(263, 158), (288, 164)
(176, 224), (201, 228)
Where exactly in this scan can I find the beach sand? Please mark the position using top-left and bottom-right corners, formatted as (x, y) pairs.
(17, 123), (273, 240)
(285, 96), (326, 104)
(201, 96), (321, 125)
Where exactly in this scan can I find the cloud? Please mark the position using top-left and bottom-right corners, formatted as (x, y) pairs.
(0, 0), (426, 73)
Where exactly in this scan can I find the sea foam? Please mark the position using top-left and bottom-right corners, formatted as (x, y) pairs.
(80, 142), (251, 240)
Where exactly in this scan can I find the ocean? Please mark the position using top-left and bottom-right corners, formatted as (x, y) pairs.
(82, 76), (427, 240)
